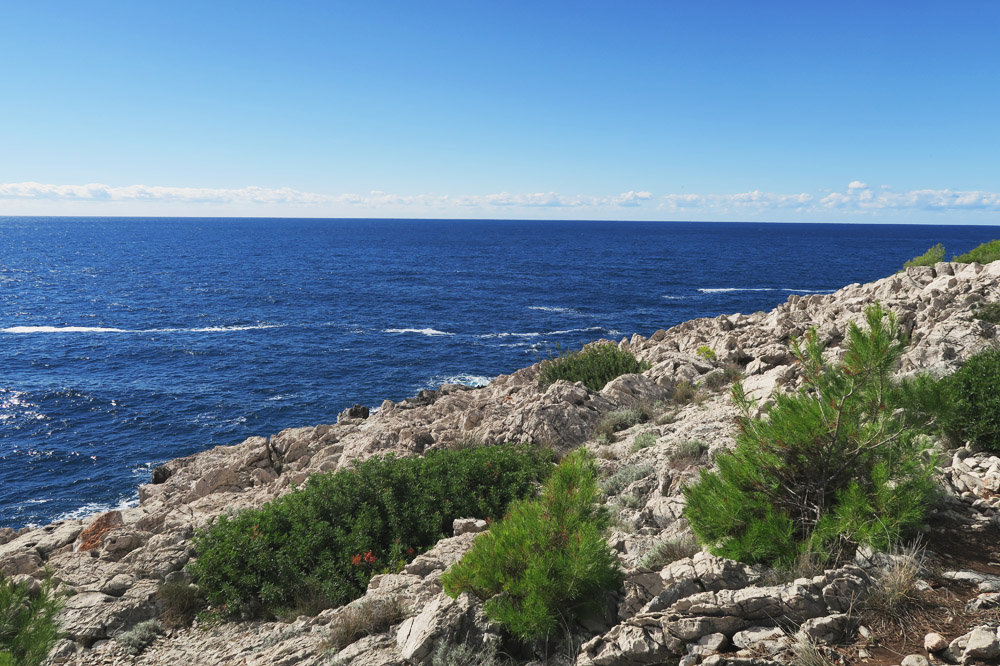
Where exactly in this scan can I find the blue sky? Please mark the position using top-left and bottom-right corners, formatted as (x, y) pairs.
(1, 1), (998, 222)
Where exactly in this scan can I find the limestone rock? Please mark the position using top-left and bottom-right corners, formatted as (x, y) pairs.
(77, 511), (124, 551)
(925, 632), (949, 652)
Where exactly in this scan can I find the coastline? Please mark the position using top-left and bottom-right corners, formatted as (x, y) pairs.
(4, 260), (1000, 665)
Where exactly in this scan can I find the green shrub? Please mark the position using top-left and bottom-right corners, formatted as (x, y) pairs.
(432, 642), (506, 666)
(972, 302), (1000, 324)
(669, 440), (708, 466)
(696, 345), (716, 360)
(954, 239), (1000, 264)
(684, 304), (937, 567)
(0, 575), (63, 666)
(631, 430), (659, 451)
(442, 450), (623, 641)
(116, 620), (162, 656)
(190, 445), (553, 618)
(600, 463), (654, 496)
(538, 343), (650, 392)
(594, 408), (646, 442)
(902, 243), (945, 269)
(939, 347), (1000, 451)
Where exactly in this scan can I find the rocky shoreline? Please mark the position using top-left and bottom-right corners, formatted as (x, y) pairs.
(3, 260), (1000, 666)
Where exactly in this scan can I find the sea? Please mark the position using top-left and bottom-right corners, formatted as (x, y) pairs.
(1, 217), (996, 528)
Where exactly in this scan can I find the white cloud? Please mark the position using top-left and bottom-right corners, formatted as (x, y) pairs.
(1, 180), (999, 220)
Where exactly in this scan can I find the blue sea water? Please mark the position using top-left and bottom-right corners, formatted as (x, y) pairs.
(1, 217), (997, 528)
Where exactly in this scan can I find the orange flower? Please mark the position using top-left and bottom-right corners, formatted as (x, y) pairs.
(364, 550), (376, 564)
(407, 547), (415, 555)
(351, 553), (362, 566)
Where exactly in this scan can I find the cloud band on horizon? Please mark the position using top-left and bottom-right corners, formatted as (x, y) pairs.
(1, 181), (999, 217)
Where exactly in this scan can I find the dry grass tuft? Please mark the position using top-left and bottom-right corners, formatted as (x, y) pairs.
(324, 596), (407, 653)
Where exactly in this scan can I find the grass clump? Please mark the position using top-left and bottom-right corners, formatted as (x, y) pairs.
(631, 430), (659, 452)
(116, 620), (162, 656)
(954, 239), (1000, 264)
(324, 596), (406, 653)
(684, 304), (937, 567)
(902, 243), (945, 269)
(442, 450), (623, 641)
(640, 535), (699, 570)
(538, 343), (650, 392)
(672, 381), (705, 405)
(190, 444), (553, 619)
(0, 575), (63, 666)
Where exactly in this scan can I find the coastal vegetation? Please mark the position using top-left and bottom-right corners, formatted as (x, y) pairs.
(0, 575), (63, 666)
(189, 444), (553, 618)
(684, 304), (938, 566)
(901, 238), (1000, 270)
(441, 450), (623, 641)
(902, 243), (945, 268)
(935, 347), (1000, 452)
(537, 343), (650, 392)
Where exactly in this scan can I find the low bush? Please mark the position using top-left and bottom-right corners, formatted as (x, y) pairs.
(538, 343), (650, 392)
(684, 304), (937, 567)
(972, 302), (1000, 324)
(939, 346), (1000, 451)
(157, 581), (203, 629)
(954, 239), (1000, 264)
(668, 440), (708, 466)
(640, 535), (699, 570)
(116, 620), (162, 656)
(594, 408), (646, 442)
(190, 444), (553, 618)
(696, 345), (716, 360)
(703, 364), (741, 391)
(902, 243), (945, 269)
(442, 450), (623, 641)
(631, 430), (659, 451)
(0, 575), (63, 666)
(324, 596), (406, 653)
(600, 463), (654, 496)
(431, 642), (506, 666)
(672, 381), (704, 405)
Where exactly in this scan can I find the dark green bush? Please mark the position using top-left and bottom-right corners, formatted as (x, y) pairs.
(684, 304), (937, 567)
(954, 239), (1000, 264)
(190, 445), (553, 618)
(0, 575), (63, 666)
(902, 243), (945, 269)
(939, 347), (1000, 451)
(538, 343), (650, 392)
(972, 302), (1000, 324)
(442, 450), (623, 641)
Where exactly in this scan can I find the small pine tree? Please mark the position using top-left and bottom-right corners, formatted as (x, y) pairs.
(684, 304), (936, 566)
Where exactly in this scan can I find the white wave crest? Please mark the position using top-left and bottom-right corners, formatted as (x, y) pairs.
(697, 288), (777, 293)
(661, 295), (688, 300)
(384, 328), (454, 336)
(528, 306), (581, 315)
(438, 373), (492, 387)
(33, 496), (139, 527)
(2, 326), (131, 333)
(2, 324), (282, 334)
(697, 287), (833, 294)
